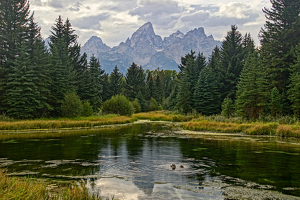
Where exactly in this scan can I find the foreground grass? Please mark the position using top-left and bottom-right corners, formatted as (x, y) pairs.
(0, 171), (108, 200)
(0, 115), (137, 131)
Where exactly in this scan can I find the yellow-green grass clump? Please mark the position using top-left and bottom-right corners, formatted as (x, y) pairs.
(181, 120), (300, 137)
(133, 111), (195, 122)
(0, 115), (137, 131)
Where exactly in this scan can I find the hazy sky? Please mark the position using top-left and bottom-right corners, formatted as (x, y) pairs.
(30, 0), (271, 47)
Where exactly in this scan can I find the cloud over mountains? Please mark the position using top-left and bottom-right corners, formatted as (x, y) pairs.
(30, 0), (270, 47)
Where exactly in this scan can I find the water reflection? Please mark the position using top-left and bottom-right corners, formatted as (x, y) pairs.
(0, 123), (300, 199)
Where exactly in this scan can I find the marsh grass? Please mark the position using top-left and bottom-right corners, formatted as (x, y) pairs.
(133, 111), (195, 122)
(181, 121), (300, 137)
(0, 115), (137, 131)
(0, 170), (113, 200)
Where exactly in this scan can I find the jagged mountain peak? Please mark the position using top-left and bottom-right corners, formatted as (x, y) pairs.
(81, 22), (221, 73)
(132, 22), (155, 38)
(81, 35), (111, 59)
(185, 27), (206, 39)
(163, 30), (184, 47)
(129, 21), (162, 49)
(88, 36), (104, 43)
(139, 22), (153, 30)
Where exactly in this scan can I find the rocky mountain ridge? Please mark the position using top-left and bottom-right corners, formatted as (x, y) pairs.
(81, 22), (222, 73)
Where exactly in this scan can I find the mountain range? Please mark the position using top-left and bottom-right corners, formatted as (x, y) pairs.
(81, 22), (222, 73)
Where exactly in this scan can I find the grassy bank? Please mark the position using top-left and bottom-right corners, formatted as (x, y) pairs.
(133, 111), (195, 122)
(1, 111), (300, 137)
(0, 115), (137, 131)
(0, 170), (107, 200)
(133, 111), (300, 137)
(181, 121), (300, 137)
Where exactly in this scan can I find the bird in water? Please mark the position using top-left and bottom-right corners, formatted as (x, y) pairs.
(170, 164), (176, 170)
(180, 165), (184, 168)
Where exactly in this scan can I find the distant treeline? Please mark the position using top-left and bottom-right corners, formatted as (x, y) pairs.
(0, 0), (300, 119)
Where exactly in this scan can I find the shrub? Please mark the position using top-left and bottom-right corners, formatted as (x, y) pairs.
(82, 101), (93, 117)
(132, 99), (142, 113)
(147, 98), (162, 111)
(61, 92), (83, 117)
(102, 95), (134, 116)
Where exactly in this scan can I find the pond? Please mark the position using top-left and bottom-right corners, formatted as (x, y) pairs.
(1, 121), (300, 199)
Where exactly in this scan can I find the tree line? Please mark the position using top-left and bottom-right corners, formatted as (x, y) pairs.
(0, 0), (300, 119)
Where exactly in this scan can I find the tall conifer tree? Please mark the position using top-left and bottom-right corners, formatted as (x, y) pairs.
(110, 66), (123, 96)
(218, 25), (244, 101)
(193, 68), (220, 115)
(0, 0), (32, 114)
(236, 53), (269, 119)
(125, 63), (145, 100)
(6, 43), (47, 119)
(288, 45), (300, 117)
(78, 55), (103, 111)
(259, 0), (300, 114)
(260, 0), (300, 96)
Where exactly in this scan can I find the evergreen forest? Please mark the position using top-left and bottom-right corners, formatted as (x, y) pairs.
(1, 0), (300, 120)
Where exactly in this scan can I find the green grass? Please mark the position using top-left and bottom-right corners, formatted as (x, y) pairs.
(181, 120), (300, 137)
(0, 115), (137, 131)
(133, 111), (196, 122)
(0, 170), (112, 200)
(1, 111), (300, 137)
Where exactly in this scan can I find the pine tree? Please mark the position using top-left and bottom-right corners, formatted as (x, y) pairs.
(137, 91), (146, 112)
(168, 84), (179, 111)
(101, 73), (112, 103)
(125, 63), (146, 100)
(145, 71), (155, 100)
(236, 53), (269, 119)
(63, 18), (78, 48)
(0, 0), (32, 113)
(50, 16), (64, 46)
(27, 17), (52, 117)
(154, 72), (164, 104)
(6, 43), (46, 119)
(270, 87), (282, 117)
(259, 0), (300, 96)
(110, 66), (123, 96)
(218, 25), (244, 101)
(50, 16), (85, 93)
(162, 70), (177, 98)
(195, 52), (207, 74)
(78, 55), (104, 111)
(193, 68), (220, 115)
(48, 41), (71, 116)
(177, 69), (193, 114)
(288, 45), (300, 117)
(178, 50), (196, 73)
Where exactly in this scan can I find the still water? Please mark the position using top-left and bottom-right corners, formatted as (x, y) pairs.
(1, 122), (300, 199)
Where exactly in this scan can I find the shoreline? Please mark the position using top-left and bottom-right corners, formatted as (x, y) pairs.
(0, 111), (300, 138)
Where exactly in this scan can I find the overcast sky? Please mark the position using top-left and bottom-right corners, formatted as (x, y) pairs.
(30, 0), (271, 47)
